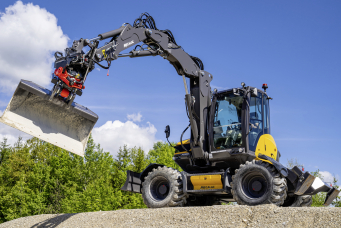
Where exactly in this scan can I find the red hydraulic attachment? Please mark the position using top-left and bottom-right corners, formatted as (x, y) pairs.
(59, 88), (70, 98)
(54, 67), (85, 91)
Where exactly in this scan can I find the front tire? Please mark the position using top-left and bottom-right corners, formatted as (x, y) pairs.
(142, 166), (186, 208)
(231, 160), (287, 206)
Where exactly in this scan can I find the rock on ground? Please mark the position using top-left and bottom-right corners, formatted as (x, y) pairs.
(0, 205), (340, 228)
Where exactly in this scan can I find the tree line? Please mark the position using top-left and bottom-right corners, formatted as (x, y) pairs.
(0, 136), (181, 223)
(0, 137), (339, 223)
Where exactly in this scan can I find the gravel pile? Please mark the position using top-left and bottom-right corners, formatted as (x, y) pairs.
(0, 205), (340, 228)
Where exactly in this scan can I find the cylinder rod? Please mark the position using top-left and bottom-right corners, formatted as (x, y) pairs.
(89, 36), (100, 42)
(182, 75), (189, 95)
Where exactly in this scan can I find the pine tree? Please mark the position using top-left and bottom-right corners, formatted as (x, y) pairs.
(0, 138), (10, 165)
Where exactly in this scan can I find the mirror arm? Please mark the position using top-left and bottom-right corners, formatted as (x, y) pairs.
(166, 138), (172, 147)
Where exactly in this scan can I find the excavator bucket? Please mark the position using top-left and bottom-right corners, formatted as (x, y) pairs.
(0, 80), (98, 157)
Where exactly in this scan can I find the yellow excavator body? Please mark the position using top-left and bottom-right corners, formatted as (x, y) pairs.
(255, 134), (278, 164)
(190, 175), (223, 190)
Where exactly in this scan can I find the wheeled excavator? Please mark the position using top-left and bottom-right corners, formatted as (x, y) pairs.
(0, 13), (339, 207)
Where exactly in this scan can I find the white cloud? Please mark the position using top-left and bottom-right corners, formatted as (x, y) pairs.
(320, 171), (338, 184)
(92, 116), (157, 156)
(0, 1), (68, 94)
(127, 112), (142, 122)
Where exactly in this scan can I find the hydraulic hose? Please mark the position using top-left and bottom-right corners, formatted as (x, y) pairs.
(180, 123), (190, 152)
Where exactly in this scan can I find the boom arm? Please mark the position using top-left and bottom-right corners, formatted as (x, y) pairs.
(95, 24), (201, 77)
(53, 13), (213, 161)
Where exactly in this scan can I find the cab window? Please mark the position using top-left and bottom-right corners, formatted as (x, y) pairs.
(249, 93), (263, 151)
(263, 94), (270, 134)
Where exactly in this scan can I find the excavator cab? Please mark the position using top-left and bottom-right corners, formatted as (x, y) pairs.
(173, 85), (275, 171)
(210, 86), (272, 157)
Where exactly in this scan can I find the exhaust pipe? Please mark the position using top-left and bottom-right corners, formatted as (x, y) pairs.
(0, 80), (98, 157)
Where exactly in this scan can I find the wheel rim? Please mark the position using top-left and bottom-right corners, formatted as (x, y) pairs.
(241, 172), (268, 199)
(149, 176), (170, 201)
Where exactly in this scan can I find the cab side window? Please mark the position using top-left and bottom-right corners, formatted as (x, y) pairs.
(249, 93), (263, 151)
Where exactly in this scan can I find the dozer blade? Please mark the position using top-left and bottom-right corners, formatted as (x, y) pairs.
(0, 80), (98, 157)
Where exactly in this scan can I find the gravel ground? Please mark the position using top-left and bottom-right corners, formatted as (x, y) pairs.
(0, 205), (340, 228)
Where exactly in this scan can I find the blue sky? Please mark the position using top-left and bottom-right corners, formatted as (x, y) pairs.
(0, 1), (340, 182)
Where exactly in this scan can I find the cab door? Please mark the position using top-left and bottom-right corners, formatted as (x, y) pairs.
(209, 92), (245, 152)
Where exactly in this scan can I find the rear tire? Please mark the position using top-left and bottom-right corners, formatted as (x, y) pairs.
(282, 195), (312, 207)
(142, 166), (186, 208)
(231, 160), (287, 206)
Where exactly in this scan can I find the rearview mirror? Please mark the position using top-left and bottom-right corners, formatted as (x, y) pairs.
(165, 125), (170, 138)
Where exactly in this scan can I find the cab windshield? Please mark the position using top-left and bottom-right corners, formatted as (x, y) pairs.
(213, 93), (243, 149)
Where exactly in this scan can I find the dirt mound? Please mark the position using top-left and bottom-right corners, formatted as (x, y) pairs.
(1, 205), (340, 228)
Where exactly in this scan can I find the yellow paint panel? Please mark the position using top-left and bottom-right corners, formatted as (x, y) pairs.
(174, 151), (190, 155)
(255, 134), (278, 164)
(190, 175), (223, 190)
(176, 139), (190, 146)
(102, 49), (107, 58)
